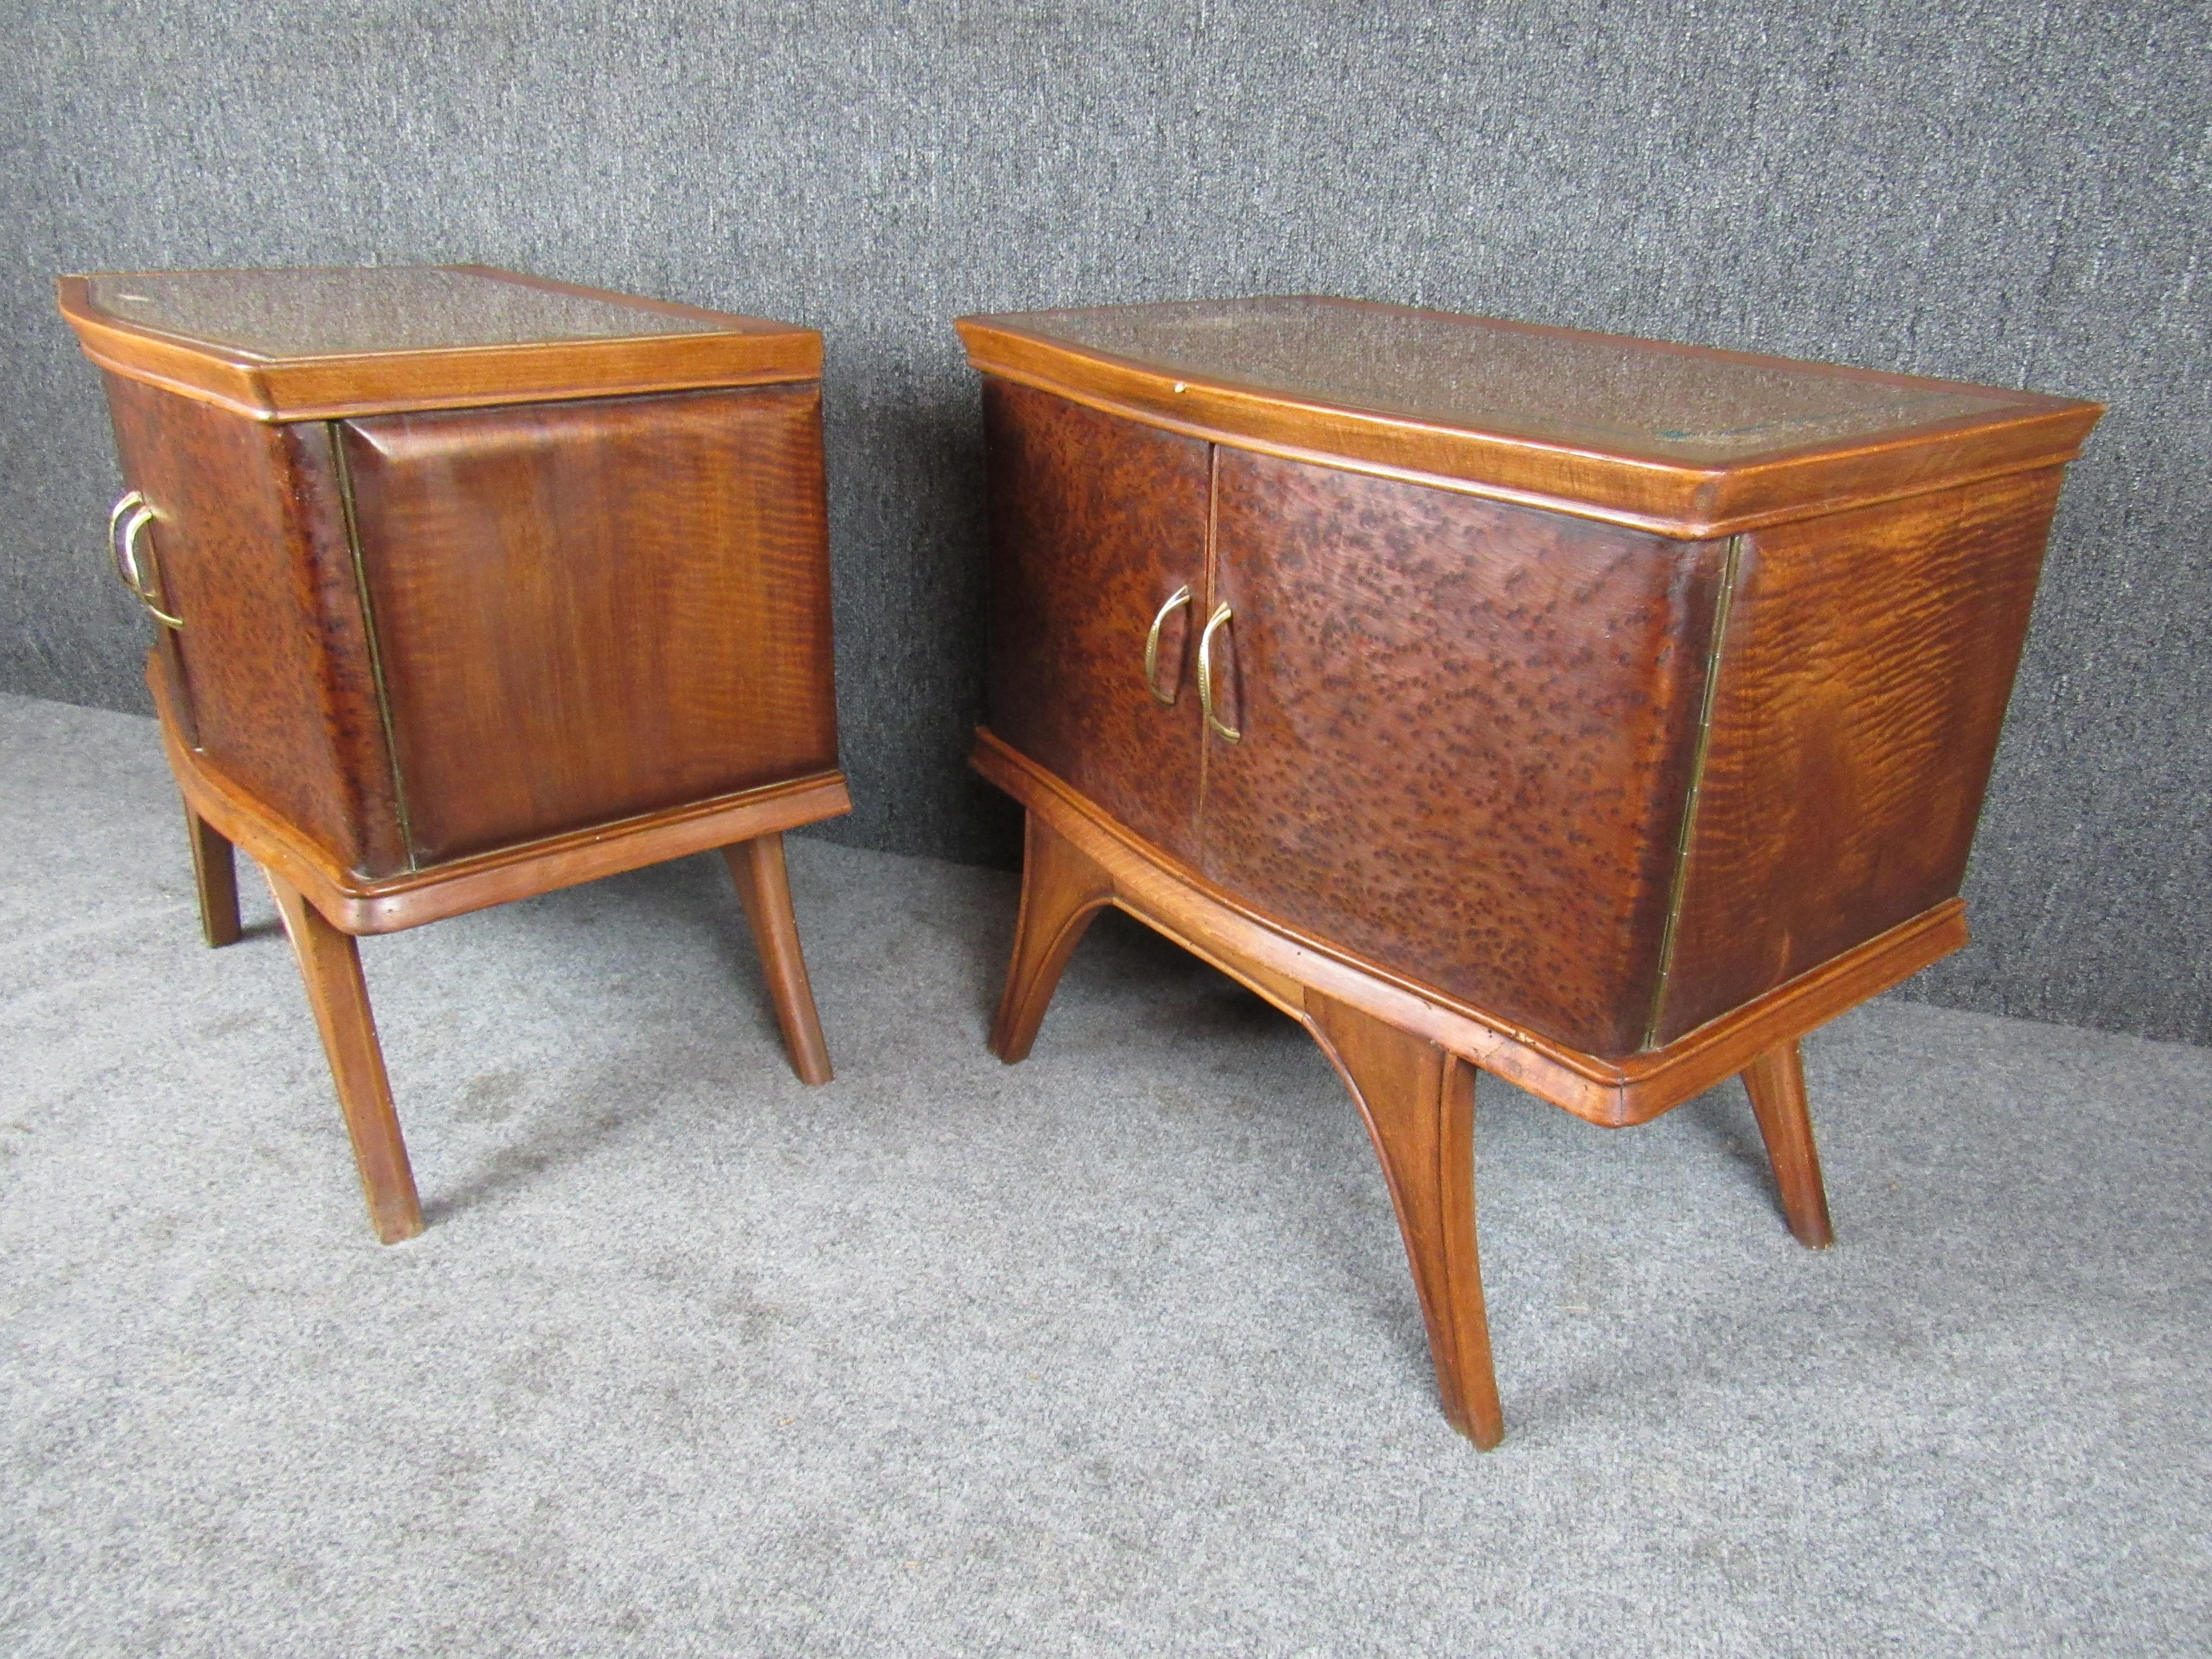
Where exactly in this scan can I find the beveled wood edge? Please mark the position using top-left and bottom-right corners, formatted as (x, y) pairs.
(153, 664), (851, 936)
(956, 320), (2101, 539)
(972, 728), (1967, 1127)
(59, 273), (821, 422)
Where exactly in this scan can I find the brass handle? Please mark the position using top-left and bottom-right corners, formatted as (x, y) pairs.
(1142, 584), (1193, 705)
(1197, 602), (1240, 744)
(110, 496), (183, 629)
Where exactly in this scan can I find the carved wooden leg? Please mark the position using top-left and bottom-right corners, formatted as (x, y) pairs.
(264, 870), (423, 1244)
(1742, 1039), (1835, 1249)
(988, 811), (1116, 1063)
(721, 833), (833, 1085)
(184, 805), (241, 948)
(1306, 990), (1503, 1448)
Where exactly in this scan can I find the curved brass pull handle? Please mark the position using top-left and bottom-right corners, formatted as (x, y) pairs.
(111, 499), (184, 628)
(1197, 602), (1240, 744)
(1142, 584), (1193, 705)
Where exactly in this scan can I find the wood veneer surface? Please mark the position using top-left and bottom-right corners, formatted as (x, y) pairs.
(1654, 466), (2066, 1041)
(983, 379), (1211, 864)
(957, 299), (2102, 537)
(104, 374), (404, 876)
(342, 385), (840, 866)
(1203, 448), (1727, 1056)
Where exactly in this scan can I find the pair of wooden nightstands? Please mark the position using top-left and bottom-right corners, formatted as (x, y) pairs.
(62, 268), (2099, 1445)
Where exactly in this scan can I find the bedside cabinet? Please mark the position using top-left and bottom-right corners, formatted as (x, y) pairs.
(955, 297), (2101, 1445)
(60, 265), (849, 1243)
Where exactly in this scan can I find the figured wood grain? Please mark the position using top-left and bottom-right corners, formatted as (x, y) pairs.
(341, 385), (839, 865)
(104, 374), (406, 876)
(156, 662), (851, 935)
(722, 833), (834, 1086)
(983, 379), (1212, 863)
(59, 268), (820, 423)
(1654, 467), (2066, 1043)
(1203, 449), (1726, 1056)
(956, 303), (2103, 539)
(264, 870), (423, 1244)
(973, 727), (1967, 1127)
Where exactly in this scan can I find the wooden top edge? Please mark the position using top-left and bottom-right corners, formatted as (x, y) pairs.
(58, 268), (820, 419)
(955, 306), (2102, 534)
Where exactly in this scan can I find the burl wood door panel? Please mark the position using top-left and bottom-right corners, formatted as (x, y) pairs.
(1203, 450), (1730, 1057)
(341, 385), (838, 865)
(1653, 467), (2064, 1043)
(983, 379), (1211, 863)
(102, 375), (406, 875)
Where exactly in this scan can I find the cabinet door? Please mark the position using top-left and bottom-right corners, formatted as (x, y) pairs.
(341, 385), (838, 866)
(102, 374), (407, 876)
(1201, 449), (1729, 1058)
(983, 380), (1210, 864)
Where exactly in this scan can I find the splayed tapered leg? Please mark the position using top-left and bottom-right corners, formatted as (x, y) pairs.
(722, 832), (833, 1086)
(264, 870), (422, 1244)
(1742, 1038), (1835, 1249)
(988, 812), (1116, 1063)
(184, 805), (240, 948)
(1307, 990), (1503, 1448)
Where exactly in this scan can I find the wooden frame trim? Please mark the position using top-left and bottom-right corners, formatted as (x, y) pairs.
(59, 269), (821, 422)
(956, 312), (2101, 540)
(155, 664), (851, 936)
(973, 727), (1965, 1128)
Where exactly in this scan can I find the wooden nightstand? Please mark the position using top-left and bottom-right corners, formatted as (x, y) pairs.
(957, 297), (2102, 1445)
(60, 265), (850, 1243)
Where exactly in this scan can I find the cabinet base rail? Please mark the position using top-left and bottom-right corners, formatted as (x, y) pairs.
(974, 726), (1958, 1445)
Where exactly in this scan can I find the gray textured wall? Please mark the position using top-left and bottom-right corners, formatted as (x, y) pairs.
(2, 1), (2205, 1044)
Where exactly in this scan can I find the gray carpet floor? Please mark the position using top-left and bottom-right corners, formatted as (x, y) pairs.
(2, 690), (2207, 1657)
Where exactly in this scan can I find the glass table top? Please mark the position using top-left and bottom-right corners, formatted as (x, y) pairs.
(84, 267), (734, 360)
(991, 298), (2020, 463)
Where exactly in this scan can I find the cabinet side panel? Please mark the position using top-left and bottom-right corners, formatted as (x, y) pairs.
(342, 385), (839, 865)
(1205, 450), (1727, 1058)
(102, 374), (398, 874)
(1655, 467), (2064, 1043)
(983, 380), (1210, 863)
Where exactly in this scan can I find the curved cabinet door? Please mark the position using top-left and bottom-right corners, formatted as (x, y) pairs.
(1199, 448), (1730, 1058)
(341, 385), (839, 866)
(982, 380), (1210, 864)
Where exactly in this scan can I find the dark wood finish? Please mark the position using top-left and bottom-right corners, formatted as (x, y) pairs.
(343, 386), (837, 863)
(156, 665), (851, 936)
(983, 379), (1212, 863)
(104, 372), (405, 876)
(1653, 469), (2065, 1042)
(1742, 1040), (1835, 1249)
(956, 299), (2103, 538)
(58, 266), (818, 423)
(264, 871), (423, 1244)
(64, 268), (850, 1241)
(184, 806), (242, 948)
(962, 301), (2098, 1443)
(722, 834), (834, 1086)
(978, 729), (1965, 1126)
(1206, 447), (1727, 1055)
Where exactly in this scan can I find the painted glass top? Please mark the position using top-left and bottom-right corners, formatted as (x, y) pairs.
(998, 298), (2020, 462)
(84, 267), (731, 359)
